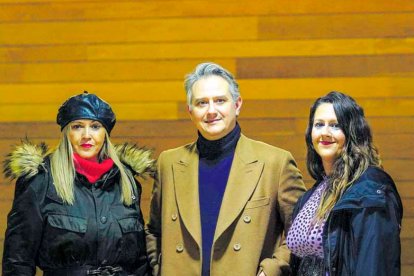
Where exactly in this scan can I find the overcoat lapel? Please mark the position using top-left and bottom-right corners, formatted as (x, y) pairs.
(172, 143), (202, 247)
(214, 135), (264, 242)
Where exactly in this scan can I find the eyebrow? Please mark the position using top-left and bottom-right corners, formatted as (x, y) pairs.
(193, 95), (229, 101)
(71, 120), (101, 124)
(313, 119), (339, 123)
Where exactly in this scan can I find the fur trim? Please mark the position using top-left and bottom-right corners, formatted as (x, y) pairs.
(114, 143), (155, 177)
(3, 141), (155, 181)
(3, 140), (48, 180)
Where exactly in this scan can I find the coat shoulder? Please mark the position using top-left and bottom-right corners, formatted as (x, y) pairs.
(114, 143), (156, 177)
(349, 166), (396, 196)
(357, 166), (394, 185)
(158, 142), (196, 160)
(242, 135), (293, 159)
(3, 140), (49, 181)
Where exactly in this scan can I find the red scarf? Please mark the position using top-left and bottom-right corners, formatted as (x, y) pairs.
(73, 153), (114, 184)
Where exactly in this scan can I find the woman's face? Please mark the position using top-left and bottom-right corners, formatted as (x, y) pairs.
(311, 103), (346, 173)
(68, 119), (106, 162)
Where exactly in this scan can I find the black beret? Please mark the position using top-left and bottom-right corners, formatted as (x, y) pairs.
(56, 92), (116, 134)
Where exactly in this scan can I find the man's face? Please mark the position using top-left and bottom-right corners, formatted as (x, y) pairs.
(188, 75), (242, 141)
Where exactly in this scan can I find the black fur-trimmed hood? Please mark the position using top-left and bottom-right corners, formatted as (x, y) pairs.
(3, 140), (155, 181)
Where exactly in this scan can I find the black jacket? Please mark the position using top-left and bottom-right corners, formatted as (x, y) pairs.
(290, 167), (403, 276)
(2, 142), (155, 276)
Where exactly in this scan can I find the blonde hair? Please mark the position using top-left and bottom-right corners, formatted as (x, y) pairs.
(50, 126), (136, 206)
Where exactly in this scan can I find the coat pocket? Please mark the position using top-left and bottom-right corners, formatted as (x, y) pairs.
(118, 216), (143, 233)
(245, 197), (270, 209)
(47, 214), (87, 233)
(116, 216), (146, 264)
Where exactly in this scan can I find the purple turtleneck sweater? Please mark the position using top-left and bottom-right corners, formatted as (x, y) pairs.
(197, 124), (241, 276)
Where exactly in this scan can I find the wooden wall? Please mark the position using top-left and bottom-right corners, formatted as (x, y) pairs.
(0, 0), (413, 274)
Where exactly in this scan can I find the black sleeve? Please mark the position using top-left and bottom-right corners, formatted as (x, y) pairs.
(2, 175), (45, 276)
(133, 179), (152, 276)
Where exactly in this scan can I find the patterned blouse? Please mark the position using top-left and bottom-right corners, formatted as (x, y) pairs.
(286, 180), (328, 258)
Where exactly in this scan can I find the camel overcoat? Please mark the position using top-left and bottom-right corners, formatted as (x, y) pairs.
(146, 134), (306, 276)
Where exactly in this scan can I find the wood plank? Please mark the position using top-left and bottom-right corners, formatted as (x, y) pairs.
(402, 198), (414, 218)
(0, 185), (14, 201)
(3, 38), (414, 62)
(0, 200), (12, 241)
(2, 1), (414, 22)
(3, 97), (413, 122)
(1, 116), (413, 140)
(0, 17), (258, 45)
(259, 13), (414, 40)
(402, 239), (414, 265)
(368, 117), (414, 134)
(402, 218), (414, 239)
(0, 119), (305, 140)
(1, 77), (414, 104)
(0, 82), (186, 103)
(0, 0), (147, 3)
(0, 59), (234, 83)
(402, 265), (414, 276)
(0, 121), (194, 139)
(179, 98), (414, 120)
(0, 45), (87, 63)
(0, 102), (179, 122)
(375, 134), (414, 160)
(237, 54), (414, 79)
(240, 77), (414, 100)
(86, 37), (414, 60)
(382, 161), (414, 182)
(396, 182), (414, 198)
(1, 13), (412, 46)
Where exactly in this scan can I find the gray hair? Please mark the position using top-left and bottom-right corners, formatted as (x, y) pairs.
(184, 62), (240, 109)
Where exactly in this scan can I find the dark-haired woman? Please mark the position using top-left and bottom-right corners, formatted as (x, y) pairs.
(3, 92), (154, 275)
(287, 91), (403, 275)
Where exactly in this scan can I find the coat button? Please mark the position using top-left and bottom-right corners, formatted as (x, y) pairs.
(171, 214), (178, 221)
(233, 243), (241, 251)
(376, 189), (382, 194)
(176, 243), (184, 253)
(243, 215), (251, 223)
(100, 216), (107, 224)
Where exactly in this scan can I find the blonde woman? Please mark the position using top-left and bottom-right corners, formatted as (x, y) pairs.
(3, 92), (154, 276)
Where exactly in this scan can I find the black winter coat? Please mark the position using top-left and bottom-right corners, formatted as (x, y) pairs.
(2, 143), (154, 276)
(290, 167), (403, 276)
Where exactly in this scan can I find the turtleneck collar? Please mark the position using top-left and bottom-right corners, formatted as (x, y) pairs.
(73, 153), (114, 184)
(197, 123), (241, 160)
